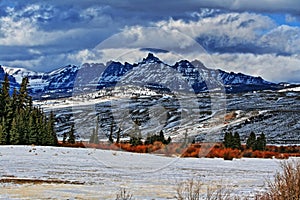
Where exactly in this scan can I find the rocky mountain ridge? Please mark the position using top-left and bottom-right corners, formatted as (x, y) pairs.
(1, 53), (283, 99)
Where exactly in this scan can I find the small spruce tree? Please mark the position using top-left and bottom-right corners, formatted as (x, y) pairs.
(167, 136), (172, 144)
(233, 132), (241, 149)
(223, 131), (234, 148)
(0, 124), (6, 145)
(253, 133), (267, 151)
(109, 121), (114, 143)
(246, 132), (256, 149)
(62, 132), (67, 144)
(67, 124), (76, 144)
(116, 128), (121, 144)
(9, 118), (19, 145)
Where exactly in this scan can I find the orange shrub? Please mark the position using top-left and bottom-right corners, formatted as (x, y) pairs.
(275, 153), (289, 159)
(262, 151), (277, 159)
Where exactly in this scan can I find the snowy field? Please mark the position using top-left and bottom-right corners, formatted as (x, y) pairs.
(0, 146), (297, 199)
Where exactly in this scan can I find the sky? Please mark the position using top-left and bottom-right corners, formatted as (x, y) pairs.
(0, 0), (300, 83)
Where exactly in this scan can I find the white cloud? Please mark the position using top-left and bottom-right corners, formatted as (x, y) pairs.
(1, 3), (299, 82)
(0, 5), (60, 46)
(260, 25), (300, 54)
(156, 12), (275, 41)
(62, 12), (300, 83)
(205, 53), (300, 83)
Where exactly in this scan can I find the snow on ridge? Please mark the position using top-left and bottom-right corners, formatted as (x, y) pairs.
(279, 86), (300, 92)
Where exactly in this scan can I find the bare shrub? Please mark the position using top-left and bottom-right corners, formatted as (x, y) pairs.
(115, 188), (133, 200)
(176, 179), (202, 200)
(206, 185), (237, 200)
(255, 160), (300, 200)
(176, 179), (243, 200)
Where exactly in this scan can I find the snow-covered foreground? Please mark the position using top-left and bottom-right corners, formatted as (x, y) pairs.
(0, 146), (297, 199)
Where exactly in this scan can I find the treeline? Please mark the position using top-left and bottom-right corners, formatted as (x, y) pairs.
(0, 74), (58, 145)
(223, 131), (266, 151)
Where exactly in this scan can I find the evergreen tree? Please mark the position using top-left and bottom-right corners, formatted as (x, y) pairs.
(18, 77), (30, 109)
(159, 130), (165, 142)
(9, 118), (19, 145)
(246, 132), (256, 149)
(129, 135), (142, 146)
(2, 74), (10, 104)
(11, 88), (18, 119)
(253, 133), (267, 151)
(0, 124), (6, 145)
(232, 132), (241, 149)
(28, 115), (37, 144)
(223, 132), (234, 148)
(260, 133), (267, 149)
(67, 124), (76, 144)
(167, 136), (172, 144)
(47, 111), (58, 145)
(109, 121), (114, 143)
(0, 76), (57, 146)
(62, 132), (67, 144)
(116, 128), (121, 144)
(2, 74), (13, 143)
(0, 84), (4, 119)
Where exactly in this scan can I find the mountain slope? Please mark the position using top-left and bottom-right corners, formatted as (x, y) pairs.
(0, 66), (20, 92)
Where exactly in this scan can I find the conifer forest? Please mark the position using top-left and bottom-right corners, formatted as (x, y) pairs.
(0, 74), (57, 146)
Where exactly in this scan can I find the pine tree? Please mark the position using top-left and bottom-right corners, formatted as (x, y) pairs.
(46, 111), (58, 146)
(9, 118), (19, 145)
(233, 132), (241, 149)
(109, 121), (114, 143)
(260, 133), (267, 150)
(0, 124), (6, 145)
(223, 132), (234, 148)
(62, 132), (67, 144)
(18, 77), (30, 109)
(0, 85), (4, 119)
(159, 130), (164, 142)
(254, 133), (267, 151)
(28, 115), (37, 144)
(2, 74), (10, 104)
(2, 74), (13, 144)
(167, 136), (172, 144)
(67, 124), (76, 144)
(246, 132), (256, 149)
(0, 76), (58, 146)
(116, 128), (121, 144)
(11, 88), (18, 116)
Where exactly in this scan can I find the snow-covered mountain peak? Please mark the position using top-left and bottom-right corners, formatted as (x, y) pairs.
(0, 53), (285, 99)
(2, 65), (39, 84)
(141, 53), (162, 64)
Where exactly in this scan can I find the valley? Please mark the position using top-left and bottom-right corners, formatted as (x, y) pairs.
(0, 145), (292, 199)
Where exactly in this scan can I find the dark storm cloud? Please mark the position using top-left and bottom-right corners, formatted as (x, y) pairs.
(0, 46), (38, 61)
(0, 0), (299, 82)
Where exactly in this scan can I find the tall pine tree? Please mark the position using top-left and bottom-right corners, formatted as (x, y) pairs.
(0, 76), (58, 146)
(246, 132), (256, 149)
(67, 124), (76, 144)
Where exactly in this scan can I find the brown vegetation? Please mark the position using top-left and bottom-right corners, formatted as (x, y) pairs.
(256, 160), (300, 200)
(59, 140), (300, 160)
(176, 161), (300, 199)
(0, 177), (84, 185)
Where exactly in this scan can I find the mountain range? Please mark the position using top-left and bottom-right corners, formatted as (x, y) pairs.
(0, 53), (285, 99)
